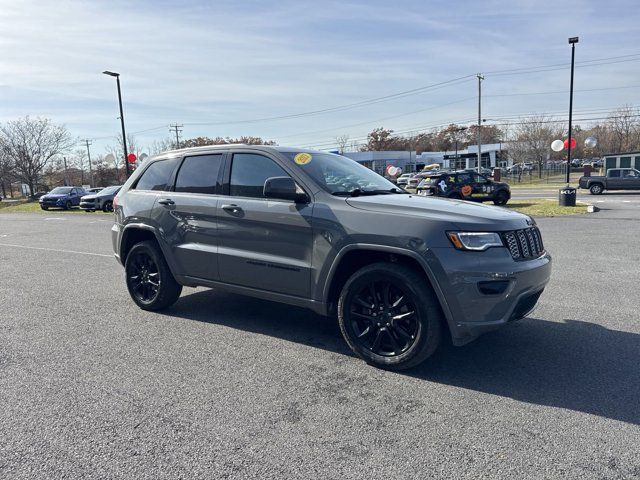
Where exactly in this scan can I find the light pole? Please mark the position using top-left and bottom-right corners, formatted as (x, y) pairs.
(103, 71), (130, 177)
(566, 37), (578, 184)
(477, 73), (484, 173)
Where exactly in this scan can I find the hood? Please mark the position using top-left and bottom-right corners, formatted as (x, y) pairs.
(81, 195), (97, 201)
(42, 194), (68, 200)
(346, 194), (532, 231)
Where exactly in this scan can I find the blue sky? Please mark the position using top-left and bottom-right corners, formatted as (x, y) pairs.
(1, 0), (639, 155)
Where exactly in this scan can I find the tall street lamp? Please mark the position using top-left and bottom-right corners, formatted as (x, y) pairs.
(103, 70), (130, 177)
(566, 37), (578, 184)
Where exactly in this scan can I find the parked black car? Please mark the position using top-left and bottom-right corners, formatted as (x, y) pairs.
(416, 171), (511, 205)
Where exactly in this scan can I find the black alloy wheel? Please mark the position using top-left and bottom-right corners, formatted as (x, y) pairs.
(347, 280), (419, 357)
(127, 251), (161, 304)
(338, 263), (442, 370)
(125, 241), (182, 311)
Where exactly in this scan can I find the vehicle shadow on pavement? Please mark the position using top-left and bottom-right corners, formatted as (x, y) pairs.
(414, 318), (640, 426)
(167, 291), (639, 425)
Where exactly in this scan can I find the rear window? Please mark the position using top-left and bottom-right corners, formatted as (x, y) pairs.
(135, 158), (180, 191)
(608, 170), (621, 178)
(175, 154), (223, 195)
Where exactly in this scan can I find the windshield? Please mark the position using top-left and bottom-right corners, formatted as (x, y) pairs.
(50, 187), (72, 194)
(282, 151), (404, 195)
(98, 186), (120, 195)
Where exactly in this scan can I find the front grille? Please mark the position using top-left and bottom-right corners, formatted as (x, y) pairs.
(502, 227), (544, 261)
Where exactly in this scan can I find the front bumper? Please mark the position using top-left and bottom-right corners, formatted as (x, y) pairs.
(80, 201), (99, 210)
(426, 246), (552, 345)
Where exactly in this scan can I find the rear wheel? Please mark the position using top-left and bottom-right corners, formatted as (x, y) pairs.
(64, 200), (72, 210)
(125, 241), (182, 311)
(338, 262), (443, 370)
(589, 183), (603, 195)
(493, 190), (509, 205)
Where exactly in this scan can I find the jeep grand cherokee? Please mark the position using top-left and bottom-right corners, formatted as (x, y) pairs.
(112, 145), (551, 370)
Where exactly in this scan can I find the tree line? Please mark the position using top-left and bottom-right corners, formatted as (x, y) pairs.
(2, 106), (639, 197)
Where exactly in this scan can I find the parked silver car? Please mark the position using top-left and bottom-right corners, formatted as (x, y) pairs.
(80, 185), (122, 212)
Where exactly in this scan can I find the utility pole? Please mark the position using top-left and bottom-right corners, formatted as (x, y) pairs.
(477, 73), (484, 174)
(84, 139), (94, 187)
(170, 123), (183, 149)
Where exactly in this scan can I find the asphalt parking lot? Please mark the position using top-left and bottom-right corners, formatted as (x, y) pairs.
(1, 198), (639, 479)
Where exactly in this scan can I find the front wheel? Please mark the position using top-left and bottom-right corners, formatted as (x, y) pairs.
(125, 241), (182, 311)
(338, 263), (443, 370)
(493, 190), (510, 205)
(589, 184), (603, 195)
(102, 201), (113, 212)
(64, 200), (72, 210)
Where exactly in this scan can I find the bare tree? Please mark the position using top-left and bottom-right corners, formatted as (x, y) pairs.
(148, 138), (174, 156)
(335, 134), (350, 154)
(510, 115), (564, 178)
(607, 105), (640, 153)
(0, 116), (74, 197)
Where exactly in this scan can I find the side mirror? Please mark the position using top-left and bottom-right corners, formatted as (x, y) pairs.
(264, 176), (308, 203)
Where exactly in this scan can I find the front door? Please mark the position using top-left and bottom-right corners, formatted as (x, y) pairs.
(622, 169), (640, 190)
(217, 152), (313, 298)
(154, 153), (225, 282)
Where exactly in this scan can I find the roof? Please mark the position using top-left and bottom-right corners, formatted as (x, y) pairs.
(158, 144), (322, 157)
(602, 151), (640, 157)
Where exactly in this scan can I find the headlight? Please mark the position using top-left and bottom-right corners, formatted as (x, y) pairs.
(447, 232), (504, 251)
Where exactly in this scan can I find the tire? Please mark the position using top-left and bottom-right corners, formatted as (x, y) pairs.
(493, 190), (509, 205)
(125, 241), (182, 311)
(64, 200), (72, 210)
(41, 206), (48, 210)
(337, 262), (443, 371)
(589, 183), (603, 195)
(102, 201), (113, 213)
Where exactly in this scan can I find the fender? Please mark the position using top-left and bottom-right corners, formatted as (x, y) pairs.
(120, 222), (181, 278)
(322, 243), (455, 328)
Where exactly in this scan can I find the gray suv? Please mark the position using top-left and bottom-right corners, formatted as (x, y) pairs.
(112, 145), (551, 370)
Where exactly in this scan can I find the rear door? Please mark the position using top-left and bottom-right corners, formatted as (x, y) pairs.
(217, 151), (314, 298)
(606, 169), (625, 189)
(153, 152), (226, 282)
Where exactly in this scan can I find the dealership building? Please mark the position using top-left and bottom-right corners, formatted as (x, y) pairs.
(343, 143), (509, 175)
(602, 151), (640, 171)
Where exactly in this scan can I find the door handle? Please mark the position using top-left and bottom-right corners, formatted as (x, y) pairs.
(158, 198), (175, 206)
(222, 204), (243, 214)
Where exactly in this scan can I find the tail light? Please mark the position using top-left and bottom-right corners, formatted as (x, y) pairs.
(113, 195), (119, 210)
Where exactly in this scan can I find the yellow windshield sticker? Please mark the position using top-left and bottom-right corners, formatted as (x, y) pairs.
(294, 153), (312, 165)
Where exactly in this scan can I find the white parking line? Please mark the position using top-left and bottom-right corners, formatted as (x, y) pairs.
(0, 243), (112, 258)
(44, 217), (66, 221)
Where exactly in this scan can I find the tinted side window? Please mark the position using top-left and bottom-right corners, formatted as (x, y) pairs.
(609, 170), (621, 178)
(175, 154), (223, 195)
(457, 173), (473, 184)
(229, 154), (288, 198)
(135, 158), (179, 191)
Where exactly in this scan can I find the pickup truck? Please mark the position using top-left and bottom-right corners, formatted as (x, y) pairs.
(578, 168), (640, 194)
